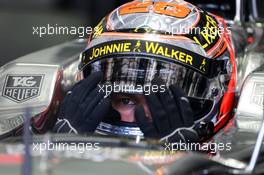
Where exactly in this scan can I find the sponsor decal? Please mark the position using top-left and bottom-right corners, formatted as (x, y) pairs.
(119, 1), (191, 18)
(251, 82), (264, 108)
(92, 5), (222, 53)
(92, 18), (106, 39)
(0, 115), (24, 133)
(191, 14), (220, 51)
(81, 40), (224, 78)
(86, 40), (194, 66)
(2, 75), (44, 103)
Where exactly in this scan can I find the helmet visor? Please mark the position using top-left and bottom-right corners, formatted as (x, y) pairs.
(82, 57), (226, 100)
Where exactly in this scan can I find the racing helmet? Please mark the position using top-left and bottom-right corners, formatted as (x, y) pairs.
(78, 0), (237, 139)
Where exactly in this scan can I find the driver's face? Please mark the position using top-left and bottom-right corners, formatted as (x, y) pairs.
(111, 93), (152, 122)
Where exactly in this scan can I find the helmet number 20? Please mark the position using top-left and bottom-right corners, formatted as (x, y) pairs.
(119, 1), (191, 18)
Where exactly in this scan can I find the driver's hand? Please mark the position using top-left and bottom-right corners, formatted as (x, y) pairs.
(53, 72), (111, 134)
(135, 79), (199, 143)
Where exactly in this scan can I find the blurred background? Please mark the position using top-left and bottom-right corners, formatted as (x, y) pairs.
(0, 0), (130, 66)
(0, 0), (237, 67)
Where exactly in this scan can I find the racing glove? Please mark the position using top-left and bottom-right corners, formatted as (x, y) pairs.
(135, 80), (199, 143)
(53, 72), (111, 134)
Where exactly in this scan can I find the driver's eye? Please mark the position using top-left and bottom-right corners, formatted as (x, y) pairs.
(120, 98), (135, 105)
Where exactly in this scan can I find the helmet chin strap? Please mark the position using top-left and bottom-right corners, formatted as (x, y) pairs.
(98, 107), (144, 137)
(96, 122), (144, 137)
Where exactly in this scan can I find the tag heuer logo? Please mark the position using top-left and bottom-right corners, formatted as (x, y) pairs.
(3, 75), (44, 103)
(251, 82), (264, 109)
